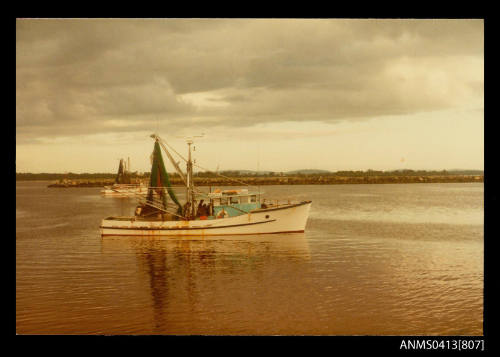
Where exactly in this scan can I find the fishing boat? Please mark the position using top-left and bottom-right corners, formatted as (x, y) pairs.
(100, 134), (312, 236)
(101, 158), (148, 196)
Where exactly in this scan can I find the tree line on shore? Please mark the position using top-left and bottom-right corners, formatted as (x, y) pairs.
(16, 169), (483, 181)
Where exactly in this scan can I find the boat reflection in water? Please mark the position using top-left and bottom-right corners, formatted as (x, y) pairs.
(100, 234), (310, 334)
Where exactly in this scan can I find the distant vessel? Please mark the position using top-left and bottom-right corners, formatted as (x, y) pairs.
(100, 134), (311, 236)
(101, 158), (147, 197)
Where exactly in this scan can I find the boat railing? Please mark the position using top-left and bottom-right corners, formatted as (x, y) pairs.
(137, 195), (174, 209)
(137, 196), (185, 218)
(133, 188), (185, 217)
(261, 199), (292, 208)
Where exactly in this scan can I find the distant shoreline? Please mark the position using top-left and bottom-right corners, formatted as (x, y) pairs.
(39, 174), (483, 188)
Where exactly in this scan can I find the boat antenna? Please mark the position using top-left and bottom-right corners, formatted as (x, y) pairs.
(257, 143), (261, 203)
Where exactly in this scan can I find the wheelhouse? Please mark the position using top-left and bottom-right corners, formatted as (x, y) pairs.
(206, 189), (262, 218)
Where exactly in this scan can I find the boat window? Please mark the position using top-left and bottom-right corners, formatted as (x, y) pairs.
(250, 195), (257, 203)
(230, 196), (239, 204)
(220, 197), (228, 205)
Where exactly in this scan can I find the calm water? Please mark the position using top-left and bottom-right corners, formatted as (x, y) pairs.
(16, 182), (484, 335)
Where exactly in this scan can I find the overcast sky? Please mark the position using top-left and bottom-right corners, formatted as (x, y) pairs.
(16, 18), (484, 173)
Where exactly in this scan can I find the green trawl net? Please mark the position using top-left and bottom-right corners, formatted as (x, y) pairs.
(148, 140), (182, 212)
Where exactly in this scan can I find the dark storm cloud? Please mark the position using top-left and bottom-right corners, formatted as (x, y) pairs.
(16, 19), (483, 143)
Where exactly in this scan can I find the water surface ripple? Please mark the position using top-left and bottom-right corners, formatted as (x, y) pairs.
(16, 182), (483, 335)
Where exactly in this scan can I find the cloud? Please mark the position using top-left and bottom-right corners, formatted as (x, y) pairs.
(16, 18), (483, 144)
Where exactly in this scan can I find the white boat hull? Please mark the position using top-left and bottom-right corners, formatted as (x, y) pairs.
(100, 201), (311, 236)
(101, 185), (148, 197)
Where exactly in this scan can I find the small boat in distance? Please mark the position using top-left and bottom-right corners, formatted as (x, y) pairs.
(100, 134), (312, 236)
(101, 158), (147, 197)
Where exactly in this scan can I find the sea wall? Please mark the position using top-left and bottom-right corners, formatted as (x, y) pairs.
(46, 175), (483, 187)
(184, 175), (484, 186)
(47, 179), (116, 187)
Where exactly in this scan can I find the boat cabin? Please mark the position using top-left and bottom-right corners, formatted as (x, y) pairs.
(204, 189), (262, 218)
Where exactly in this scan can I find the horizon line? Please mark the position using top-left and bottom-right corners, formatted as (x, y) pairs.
(16, 168), (485, 175)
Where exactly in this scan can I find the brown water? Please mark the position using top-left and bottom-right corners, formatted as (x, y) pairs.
(16, 182), (483, 335)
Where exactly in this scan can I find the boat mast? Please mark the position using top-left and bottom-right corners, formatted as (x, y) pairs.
(182, 134), (204, 219)
(186, 139), (195, 218)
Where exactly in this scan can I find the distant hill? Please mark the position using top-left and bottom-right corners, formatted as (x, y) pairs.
(448, 169), (484, 175)
(216, 170), (274, 176)
(286, 169), (331, 175)
(232, 170), (274, 175)
(218, 169), (331, 175)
